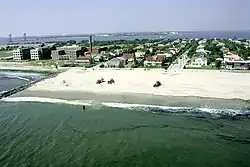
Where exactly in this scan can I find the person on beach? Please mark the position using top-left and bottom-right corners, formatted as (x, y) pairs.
(82, 105), (86, 112)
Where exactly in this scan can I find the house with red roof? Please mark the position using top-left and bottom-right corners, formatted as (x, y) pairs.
(223, 52), (243, 63)
(122, 53), (134, 63)
(144, 55), (165, 67)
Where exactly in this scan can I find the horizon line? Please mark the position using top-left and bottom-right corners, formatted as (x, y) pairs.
(2, 30), (250, 38)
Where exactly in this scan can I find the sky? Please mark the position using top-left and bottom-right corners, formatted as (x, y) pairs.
(1, 0), (250, 37)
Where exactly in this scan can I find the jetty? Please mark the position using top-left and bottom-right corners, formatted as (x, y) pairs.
(0, 72), (59, 99)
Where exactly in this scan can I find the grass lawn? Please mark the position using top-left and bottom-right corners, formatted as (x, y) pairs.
(0, 51), (13, 58)
(28, 60), (98, 68)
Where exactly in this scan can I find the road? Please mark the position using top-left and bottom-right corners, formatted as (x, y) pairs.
(167, 50), (189, 73)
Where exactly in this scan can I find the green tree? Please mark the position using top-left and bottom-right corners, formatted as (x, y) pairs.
(215, 60), (222, 69)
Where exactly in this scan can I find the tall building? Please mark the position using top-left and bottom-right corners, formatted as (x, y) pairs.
(89, 35), (93, 52)
(23, 32), (27, 41)
(8, 33), (12, 43)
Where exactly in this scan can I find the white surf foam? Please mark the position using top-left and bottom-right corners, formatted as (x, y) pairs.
(102, 102), (248, 116)
(102, 102), (191, 111)
(15, 76), (30, 81)
(1, 97), (92, 106)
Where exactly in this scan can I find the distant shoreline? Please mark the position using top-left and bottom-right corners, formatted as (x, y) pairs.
(1, 31), (250, 45)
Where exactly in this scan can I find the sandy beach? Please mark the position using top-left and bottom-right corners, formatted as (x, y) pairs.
(23, 68), (250, 100)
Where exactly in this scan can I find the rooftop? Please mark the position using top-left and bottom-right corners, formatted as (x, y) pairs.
(146, 55), (165, 61)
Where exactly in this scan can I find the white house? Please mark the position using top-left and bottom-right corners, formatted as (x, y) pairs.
(197, 45), (205, 50)
(107, 57), (125, 68)
(189, 57), (208, 67)
(135, 51), (146, 59)
(196, 48), (207, 55)
(198, 39), (206, 44)
(158, 44), (164, 47)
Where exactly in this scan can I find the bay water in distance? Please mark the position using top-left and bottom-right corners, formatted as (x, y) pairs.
(1, 31), (250, 45)
(0, 71), (250, 166)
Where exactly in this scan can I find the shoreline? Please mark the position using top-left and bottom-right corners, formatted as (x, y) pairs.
(11, 90), (250, 109)
(1, 67), (250, 108)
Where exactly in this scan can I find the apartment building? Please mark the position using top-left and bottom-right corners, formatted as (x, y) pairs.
(13, 48), (31, 61)
(30, 48), (42, 60)
(30, 46), (52, 60)
(51, 45), (87, 60)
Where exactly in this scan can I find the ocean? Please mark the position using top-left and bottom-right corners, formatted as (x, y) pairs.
(0, 72), (41, 93)
(1, 31), (250, 45)
(0, 71), (250, 166)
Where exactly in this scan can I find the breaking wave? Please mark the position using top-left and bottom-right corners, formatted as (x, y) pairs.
(102, 102), (250, 117)
(1, 97), (92, 106)
(1, 97), (250, 117)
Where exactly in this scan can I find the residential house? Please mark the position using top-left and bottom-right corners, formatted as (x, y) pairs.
(223, 53), (243, 63)
(220, 47), (230, 54)
(106, 57), (125, 68)
(135, 51), (146, 60)
(225, 60), (250, 70)
(93, 55), (104, 62)
(76, 56), (92, 64)
(144, 55), (165, 67)
(91, 47), (108, 54)
(135, 45), (144, 50)
(233, 40), (242, 45)
(197, 44), (205, 50)
(196, 48), (207, 55)
(157, 44), (164, 47)
(157, 52), (173, 58)
(149, 48), (154, 53)
(123, 53), (134, 63)
(216, 42), (225, 47)
(188, 57), (208, 67)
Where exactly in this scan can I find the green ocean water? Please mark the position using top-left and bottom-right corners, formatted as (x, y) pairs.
(0, 101), (250, 167)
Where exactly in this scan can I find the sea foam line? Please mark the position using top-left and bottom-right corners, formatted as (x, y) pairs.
(1, 97), (92, 106)
(1, 98), (249, 116)
(102, 102), (190, 111)
(102, 102), (248, 116)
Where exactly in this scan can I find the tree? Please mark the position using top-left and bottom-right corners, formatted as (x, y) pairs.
(215, 60), (222, 69)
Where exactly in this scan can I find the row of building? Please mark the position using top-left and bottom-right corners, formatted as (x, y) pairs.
(12, 45), (92, 62)
(12, 45), (108, 63)
(13, 47), (52, 61)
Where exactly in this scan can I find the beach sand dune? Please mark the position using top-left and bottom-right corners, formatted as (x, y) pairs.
(27, 69), (250, 100)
